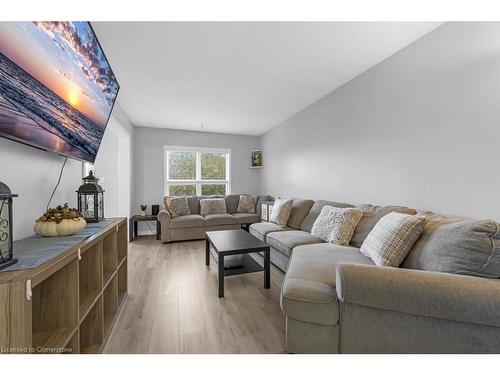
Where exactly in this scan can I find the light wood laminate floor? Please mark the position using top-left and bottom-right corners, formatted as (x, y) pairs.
(104, 236), (286, 353)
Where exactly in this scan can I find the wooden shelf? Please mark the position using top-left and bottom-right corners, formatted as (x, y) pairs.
(80, 296), (103, 354)
(32, 258), (78, 352)
(103, 274), (118, 337)
(0, 218), (127, 354)
(118, 260), (127, 306)
(103, 231), (118, 286)
(117, 223), (127, 264)
(64, 331), (79, 354)
(79, 242), (103, 317)
(79, 289), (101, 321)
(32, 327), (73, 353)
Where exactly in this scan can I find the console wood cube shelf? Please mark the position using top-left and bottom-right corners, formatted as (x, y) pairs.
(0, 218), (127, 354)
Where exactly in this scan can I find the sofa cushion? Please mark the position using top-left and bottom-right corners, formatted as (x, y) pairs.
(287, 198), (314, 229)
(165, 196), (191, 218)
(200, 198), (227, 215)
(350, 204), (417, 247)
(249, 222), (293, 241)
(232, 212), (261, 224)
(281, 243), (374, 325)
(270, 198), (293, 226)
(170, 214), (205, 229)
(237, 195), (257, 213)
(300, 200), (354, 232)
(204, 213), (238, 226)
(360, 212), (426, 267)
(225, 194), (240, 214)
(267, 230), (323, 257)
(402, 217), (500, 278)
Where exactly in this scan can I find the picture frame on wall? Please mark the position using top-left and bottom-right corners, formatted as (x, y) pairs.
(250, 150), (262, 168)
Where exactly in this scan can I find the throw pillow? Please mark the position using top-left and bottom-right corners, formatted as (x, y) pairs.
(237, 195), (256, 213)
(269, 198), (293, 227)
(360, 212), (427, 267)
(200, 198), (227, 215)
(287, 198), (314, 229)
(311, 205), (363, 245)
(165, 196), (191, 218)
(350, 204), (417, 248)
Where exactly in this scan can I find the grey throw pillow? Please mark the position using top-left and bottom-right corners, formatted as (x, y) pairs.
(287, 198), (314, 229)
(200, 198), (227, 215)
(311, 206), (363, 245)
(360, 212), (426, 267)
(165, 196), (191, 218)
(270, 198), (293, 227)
(237, 195), (256, 213)
(402, 216), (500, 278)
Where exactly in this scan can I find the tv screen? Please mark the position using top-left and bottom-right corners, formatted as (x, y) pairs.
(0, 22), (119, 163)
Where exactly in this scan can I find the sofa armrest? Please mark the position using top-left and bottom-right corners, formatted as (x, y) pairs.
(158, 208), (171, 221)
(336, 264), (500, 328)
(158, 209), (172, 242)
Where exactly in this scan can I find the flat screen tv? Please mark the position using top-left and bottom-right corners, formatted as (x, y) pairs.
(0, 22), (119, 163)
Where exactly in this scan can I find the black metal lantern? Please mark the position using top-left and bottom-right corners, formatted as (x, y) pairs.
(0, 182), (18, 270)
(76, 171), (105, 223)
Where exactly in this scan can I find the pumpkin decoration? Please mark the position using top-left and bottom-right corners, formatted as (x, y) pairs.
(35, 203), (87, 237)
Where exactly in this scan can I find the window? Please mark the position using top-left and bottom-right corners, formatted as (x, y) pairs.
(165, 146), (231, 196)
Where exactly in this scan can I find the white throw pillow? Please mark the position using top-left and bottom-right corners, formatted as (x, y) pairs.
(360, 212), (427, 267)
(270, 198), (293, 227)
(311, 205), (363, 245)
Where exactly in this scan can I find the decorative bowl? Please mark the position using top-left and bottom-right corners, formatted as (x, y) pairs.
(34, 204), (87, 237)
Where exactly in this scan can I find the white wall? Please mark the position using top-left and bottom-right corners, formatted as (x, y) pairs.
(0, 103), (133, 241)
(133, 127), (260, 223)
(260, 22), (500, 221)
(93, 115), (131, 218)
(1, 138), (82, 240)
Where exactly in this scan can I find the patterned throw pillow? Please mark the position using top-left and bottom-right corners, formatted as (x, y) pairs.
(270, 198), (293, 227)
(360, 212), (427, 267)
(165, 196), (191, 218)
(237, 195), (256, 213)
(200, 198), (227, 215)
(311, 206), (363, 245)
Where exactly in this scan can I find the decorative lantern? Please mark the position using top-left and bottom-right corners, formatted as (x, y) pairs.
(0, 182), (18, 270)
(76, 171), (105, 223)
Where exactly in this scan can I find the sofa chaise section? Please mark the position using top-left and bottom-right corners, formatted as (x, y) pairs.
(281, 243), (374, 353)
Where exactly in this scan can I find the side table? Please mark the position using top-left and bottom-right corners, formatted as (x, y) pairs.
(129, 214), (161, 241)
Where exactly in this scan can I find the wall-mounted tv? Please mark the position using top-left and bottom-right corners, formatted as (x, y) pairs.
(0, 22), (119, 163)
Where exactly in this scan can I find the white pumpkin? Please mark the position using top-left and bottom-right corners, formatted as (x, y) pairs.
(35, 218), (87, 237)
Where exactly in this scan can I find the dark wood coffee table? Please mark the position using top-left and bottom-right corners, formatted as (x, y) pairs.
(205, 229), (270, 298)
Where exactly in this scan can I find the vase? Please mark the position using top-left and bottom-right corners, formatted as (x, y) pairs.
(141, 211), (146, 216)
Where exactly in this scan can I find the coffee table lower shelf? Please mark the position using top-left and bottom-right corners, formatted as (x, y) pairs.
(211, 252), (264, 276)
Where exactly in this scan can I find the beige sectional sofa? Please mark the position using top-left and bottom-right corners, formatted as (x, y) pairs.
(249, 198), (500, 354)
(159, 194), (272, 242)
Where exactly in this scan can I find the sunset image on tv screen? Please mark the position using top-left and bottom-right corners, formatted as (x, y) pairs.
(0, 22), (119, 163)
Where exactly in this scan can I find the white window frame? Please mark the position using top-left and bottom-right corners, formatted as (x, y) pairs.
(164, 145), (231, 196)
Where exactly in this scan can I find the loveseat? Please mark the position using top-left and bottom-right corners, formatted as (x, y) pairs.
(249, 198), (500, 353)
(159, 194), (272, 242)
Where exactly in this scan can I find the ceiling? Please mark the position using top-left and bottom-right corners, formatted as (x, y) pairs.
(93, 22), (442, 136)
